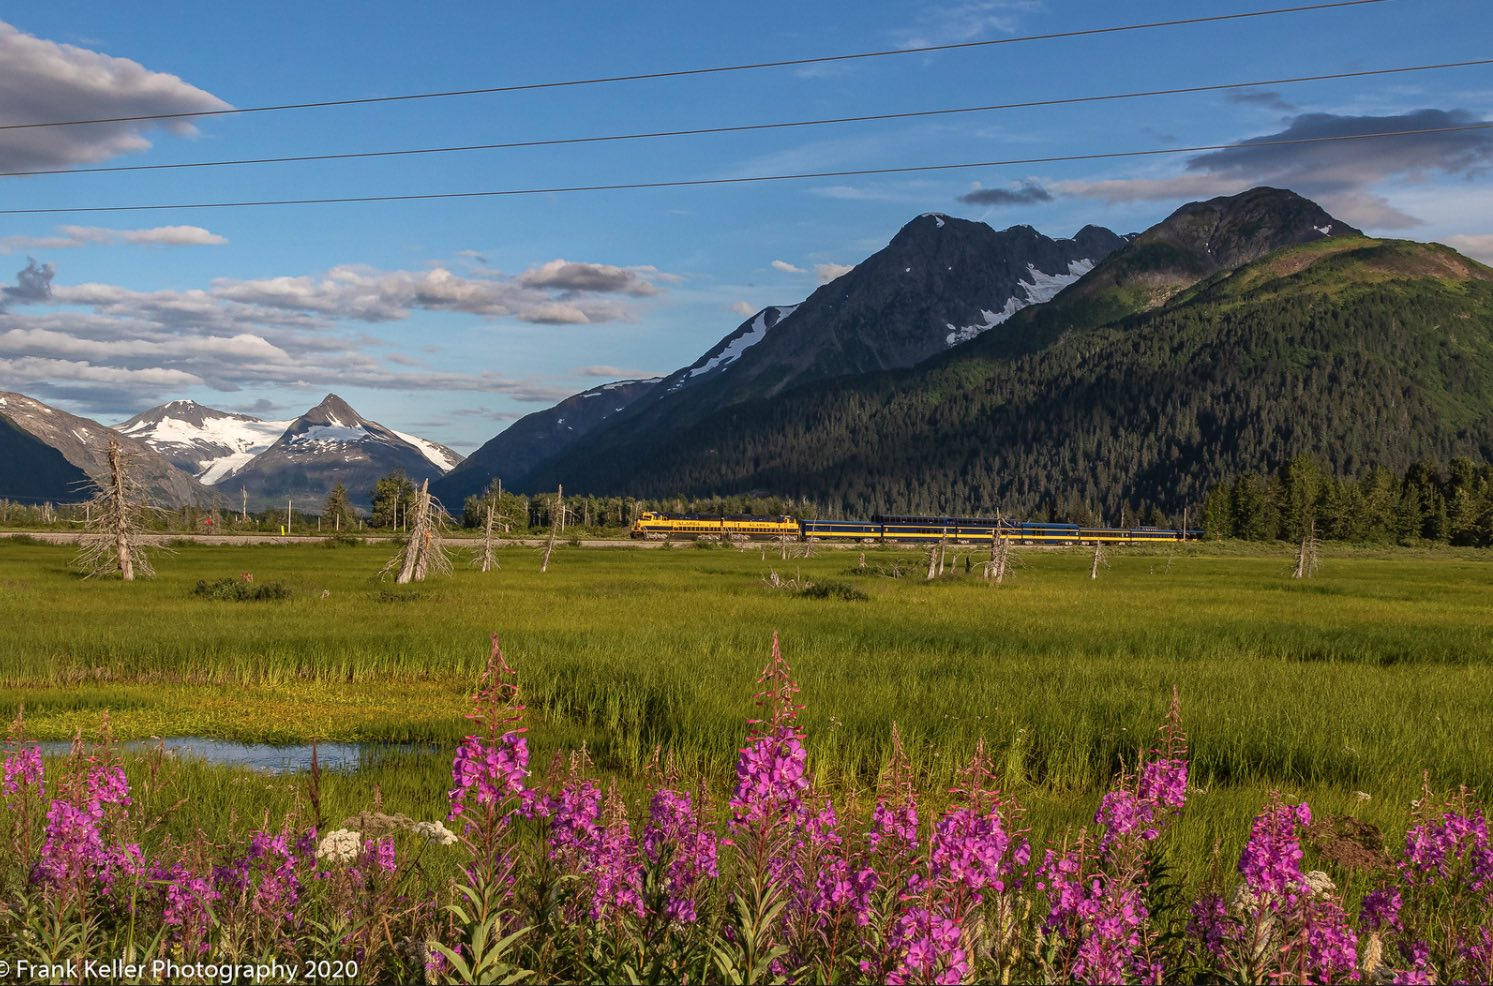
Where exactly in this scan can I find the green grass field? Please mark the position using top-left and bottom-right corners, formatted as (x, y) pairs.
(0, 536), (1488, 889)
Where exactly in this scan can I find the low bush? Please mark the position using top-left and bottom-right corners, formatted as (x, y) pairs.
(191, 577), (293, 601)
(795, 579), (870, 601)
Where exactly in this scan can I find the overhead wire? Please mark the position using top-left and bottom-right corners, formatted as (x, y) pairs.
(0, 0), (1391, 131)
(3, 122), (1486, 216)
(2, 57), (1485, 180)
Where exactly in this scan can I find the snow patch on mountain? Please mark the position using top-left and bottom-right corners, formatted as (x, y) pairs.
(392, 430), (463, 472)
(117, 403), (291, 485)
(945, 258), (1095, 346)
(686, 304), (798, 381)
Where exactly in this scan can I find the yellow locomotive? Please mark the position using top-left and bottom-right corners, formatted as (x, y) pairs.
(630, 511), (800, 540)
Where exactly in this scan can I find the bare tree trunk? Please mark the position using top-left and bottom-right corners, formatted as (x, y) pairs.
(540, 486), (562, 573)
(1090, 541), (1105, 580)
(480, 505), (497, 572)
(1292, 519), (1319, 579)
(926, 544), (938, 580)
(390, 480), (451, 583)
(937, 538), (947, 576)
(78, 437), (156, 581)
(111, 442), (134, 581)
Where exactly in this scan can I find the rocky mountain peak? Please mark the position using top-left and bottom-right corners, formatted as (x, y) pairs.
(303, 393), (362, 427)
(1138, 186), (1362, 272)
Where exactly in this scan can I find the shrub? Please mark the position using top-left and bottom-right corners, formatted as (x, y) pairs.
(794, 580), (869, 601)
(191, 577), (293, 601)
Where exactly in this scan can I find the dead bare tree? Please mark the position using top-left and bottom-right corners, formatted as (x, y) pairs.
(1090, 539), (1108, 580)
(385, 480), (451, 583)
(1292, 519), (1320, 579)
(925, 543), (938, 581)
(76, 438), (156, 581)
(477, 504), (499, 573)
(984, 513), (1012, 584)
(540, 485), (566, 573)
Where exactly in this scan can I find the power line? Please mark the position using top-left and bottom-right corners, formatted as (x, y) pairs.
(0, 0), (1389, 131)
(3, 122), (1484, 216)
(4, 56), (1483, 181)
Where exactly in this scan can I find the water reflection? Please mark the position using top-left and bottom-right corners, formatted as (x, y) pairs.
(33, 737), (441, 774)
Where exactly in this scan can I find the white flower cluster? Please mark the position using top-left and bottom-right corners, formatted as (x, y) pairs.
(413, 820), (458, 846)
(316, 828), (362, 865)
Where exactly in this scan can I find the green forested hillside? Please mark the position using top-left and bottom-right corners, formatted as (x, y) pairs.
(543, 237), (1493, 520)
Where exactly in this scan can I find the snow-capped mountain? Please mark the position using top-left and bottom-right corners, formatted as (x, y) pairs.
(0, 392), (206, 505)
(116, 400), (292, 485)
(662, 305), (799, 394)
(227, 394), (462, 506)
(504, 215), (1126, 492)
(437, 214), (1131, 494)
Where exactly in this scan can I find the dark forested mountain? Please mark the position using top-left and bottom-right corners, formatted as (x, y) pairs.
(228, 394), (460, 507)
(434, 377), (659, 504)
(460, 217), (1125, 494)
(507, 189), (1490, 519)
(0, 409), (91, 503)
(0, 392), (206, 505)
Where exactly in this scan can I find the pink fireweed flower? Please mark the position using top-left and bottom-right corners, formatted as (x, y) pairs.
(1238, 799), (1312, 897)
(367, 837), (397, 875)
(34, 799), (103, 888)
(153, 862), (219, 953)
(1095, 789), (1160, 853)
(869, 798), (919, 856)
(1040, 846), (1153, 985)
(931, 802), (1027, 896)
(2, 745), (43, 798)
(1402, 806), (1491, 895)
(85, 763), (131, 813)
(1137, 757), (1188, 813)
(809, 854), (877, 925)
(1187, 893), (1235, 961)
(215, 830), (301, 927)
(729, 727), (808, 826)
(547, 777), (602, 863)
(1301, 896), (1358, 982)
(588, 787), (644, 922)
(642, 787), (718, 924)
(1360, 887), (1403, 932)
(449, 731), (530, 823)
(885, 906), (968, 985)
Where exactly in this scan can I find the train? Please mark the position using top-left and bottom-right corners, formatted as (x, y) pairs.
(629, 511), (1201, 544)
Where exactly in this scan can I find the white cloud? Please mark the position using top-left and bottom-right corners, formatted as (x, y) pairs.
(515, 259), (660, 296)
(0, 354), (203, 388)
(894, 0), (1041, 48)
(576, 364), (660, 378)
(0, 252), (672, 412)
(1054, 109), (1493, 231)
(0, 20), (229, 172)
(0, 225), (227, 253)
(1442, 234), (1493, 264)
(771, 259), (803, 273)
(815, 263), (855, 284)
(211, 260), (662, 324)
(729, 300), (756, 317)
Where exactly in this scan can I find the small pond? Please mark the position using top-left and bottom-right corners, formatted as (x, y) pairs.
(32, 738), (442, 775)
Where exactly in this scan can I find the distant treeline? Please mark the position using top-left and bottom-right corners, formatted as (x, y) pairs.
(1201, 455), (1493, 545)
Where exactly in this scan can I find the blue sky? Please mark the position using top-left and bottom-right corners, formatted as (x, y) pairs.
(1, 0), (1490, 449)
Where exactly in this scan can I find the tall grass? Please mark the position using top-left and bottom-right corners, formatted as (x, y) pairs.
(0, 539), (1488, 809)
